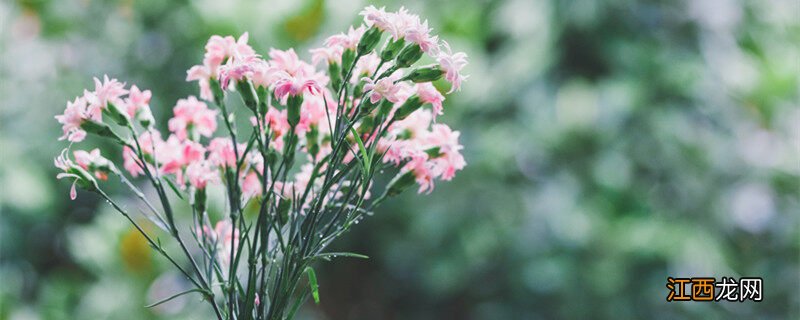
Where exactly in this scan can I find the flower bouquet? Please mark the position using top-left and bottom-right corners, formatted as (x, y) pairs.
(55, 6), (467, 319)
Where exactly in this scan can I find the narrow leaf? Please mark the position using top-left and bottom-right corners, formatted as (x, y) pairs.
(316, 252), (369, 260)
(304, 266), (320, 304)
(163, 178), (185, 200)
(145, 288), (205, 308)
(348, 127), (371, 176)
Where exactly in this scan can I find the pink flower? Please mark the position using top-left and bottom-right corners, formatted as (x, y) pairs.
(323, 26), (366, 51)
(218, 56), (261, 89)
(85, 75), (128, 108)
(159, 136), (206, 185)
(360, 6), (392, 31)
(268, 48), (316, 78)
(186, 160), (219, 189)
(168, 96), (218, 140)
(241, 171), (261, 200)
(187, 33), (255, 100)
(273, 74), (321, 102)
(207, 138), (239, 168)
(404, 153), (435, 194)
(416, 83), (445, 121)
(426, 124), (465, 180)
(186, 65), (214, 101)
(405, 20), (439, 55)
(74, 148), (111, 181)
(55, 151), (81, 200)
(385, 7), (419, 41)
(310, 46), (344, 66)
(362, 74), (402, 103)
(249, 61), (283, 89)
(124, 85), (154, 126)
(122, 131), (161, 177)
(436, 41), (468, 93)
(55, 96), (100, 142)
(353, 53), (382, 77)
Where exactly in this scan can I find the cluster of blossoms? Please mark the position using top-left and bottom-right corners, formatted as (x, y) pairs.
(54, 6), (467, 320)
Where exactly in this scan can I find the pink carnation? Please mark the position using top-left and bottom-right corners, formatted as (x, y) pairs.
(186, 160), (219, 190)
(207, 138), (240, 168)
(437, 41), (468, 93)
(416, 83), (445, 121)
(85, 75), (128, 109)
(74, 148), (110, 181)
(274, 74), (321, 102)
(55, 96), (101, 142)
(362, 74), (402, 104)
(405, 20), (440, 55)
(168, 96), (218, 140)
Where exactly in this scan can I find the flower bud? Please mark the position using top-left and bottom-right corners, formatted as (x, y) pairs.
(376, 99), (394, 120)
(357, 27), (383, 55)
(236, 81), (259, 112)
(286, 95), (303, 127)
(404, 66), (444, 83)
(385, 170), (416, 197)
(256, 86), (269, 116)
(341, 49), (356, 75)
(328, 62), (342, 92)
(393, 95), (423, 120)
(194, 187), (208, 214)
(380, 38), (405, 61)
(395, 44), (423, 68)
(210, 78), (225, 105)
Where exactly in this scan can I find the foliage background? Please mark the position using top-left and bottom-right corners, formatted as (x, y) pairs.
(1, 0), (798, 319)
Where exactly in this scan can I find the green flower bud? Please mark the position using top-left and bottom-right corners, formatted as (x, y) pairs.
(287, 95), (303, 127)
(385, 170), (416, 197)
(357, 27), (383, 55)
(404, 66), (444, 83)
(341, 49), (356, 75)
(396, 44), (423, 68)
(194, 187), (208, 214)
(394, 95), (423, 120)
(236, 81), (259, 112)
(376, 99), (394, 120)
(328, 62), (342, 92)
(380, 38), (405, 61)
(210, 78), (225, 105)
(256, 86), (269, 116)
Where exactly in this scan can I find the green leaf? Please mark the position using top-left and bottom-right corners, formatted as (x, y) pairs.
(316, 252), (369, 260)
(304, 266), (320, 304)
(349, 127), (371, 177)
(163, 178), (185, 200)
(145, 288), (205, 308)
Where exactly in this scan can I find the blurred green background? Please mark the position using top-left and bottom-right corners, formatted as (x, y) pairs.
(1, 0), (798, 319)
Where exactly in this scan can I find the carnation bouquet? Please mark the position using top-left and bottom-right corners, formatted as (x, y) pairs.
(54, 6), (467, 319)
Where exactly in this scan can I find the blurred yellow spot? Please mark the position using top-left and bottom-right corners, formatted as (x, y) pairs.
(283, 0), (325, 42)
(120, 226), (152, 273)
